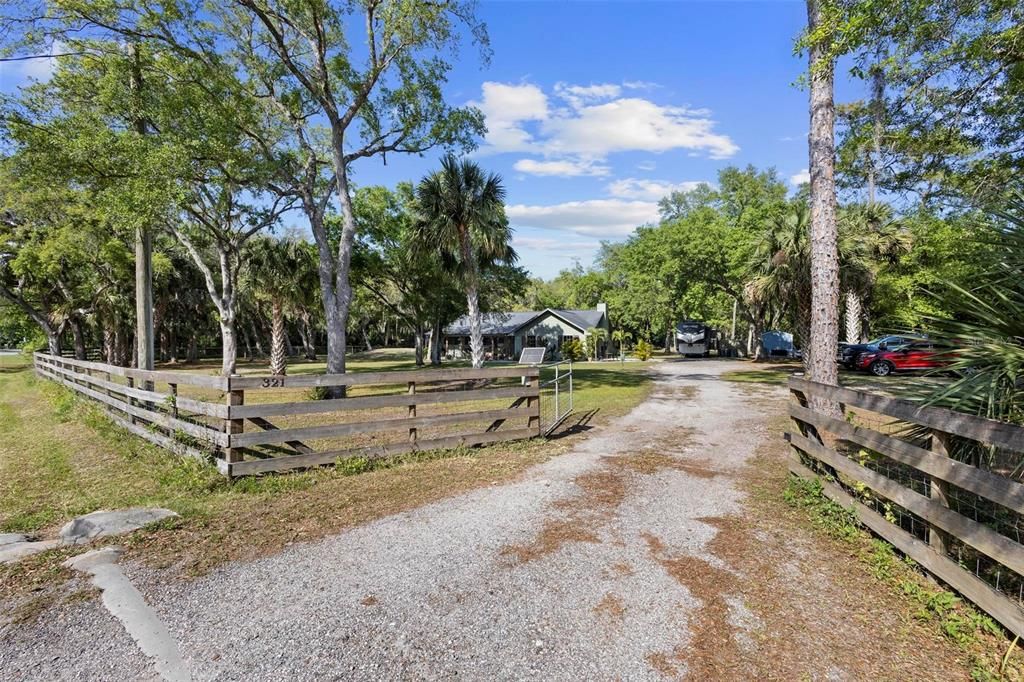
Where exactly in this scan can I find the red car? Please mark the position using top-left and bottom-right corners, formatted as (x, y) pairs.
(857, 342), (950, 376)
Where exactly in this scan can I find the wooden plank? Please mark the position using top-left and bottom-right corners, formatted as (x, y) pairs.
(788, 455), (1024, 639)
(224, 389), (245, 463)
(37, 365), (229, 447)
(789, 376), (1024, 453)
(228, 366), (540, 390)
(228, 427), (538, 476)
(40, 360), (227, 418)
(230, 406), (539, 448)
(227, 385), (537, 419)
(408, 381), (417, 443)
(34, 352), (228, 389)
(788, 403), (1024, 514)
(787, 430), (1024, 575)
(930, 429), (953, 554)
(105, 410), (210, 463)
(487, 396), (527, 432)
(246, 416), (315, 455)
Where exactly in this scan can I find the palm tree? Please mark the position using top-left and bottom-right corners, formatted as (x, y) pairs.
(747, 203), (813, 352)
(246, 237), (308, 376)
(413, 155), (516, 368)
(612, 329), (631, 359)
(748, 202), (875, 362)
(838, 203), (911, 343)
(586, 326), (608, 361)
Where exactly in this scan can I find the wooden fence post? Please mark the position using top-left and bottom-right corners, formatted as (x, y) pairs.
(127, 377), (136, 424)
(224, 385), (245, 464)
(169, 383), (179, 419)
(528, 371), (540, 435)
(930, 429), (953, 555)
(408, 381), (417, 443)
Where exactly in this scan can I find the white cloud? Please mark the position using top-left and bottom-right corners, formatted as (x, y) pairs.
(790, 168), (810, 186)
(473, 81), (738, 162)
(506, 199), (660, 238)
(554, 82), (622, 108)
(0, 41), (64, 85)
(606, 178), (705, 201)
(512, 235), (601, 252)
(636, 161), (657, 172)
(513, 158), (610, 177)
(472, 82), (549, 154)
(623, 80), (661, 91)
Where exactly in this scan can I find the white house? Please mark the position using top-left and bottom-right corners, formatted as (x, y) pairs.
(444, 303), (611, 360)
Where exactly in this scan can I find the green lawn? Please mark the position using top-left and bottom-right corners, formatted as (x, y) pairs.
(0, 350), (653, 616)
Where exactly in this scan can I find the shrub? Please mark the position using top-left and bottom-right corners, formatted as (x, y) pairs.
(561, 338), (585, 362)
(635, 339), (654, 361)
(306, 385), (330, 401)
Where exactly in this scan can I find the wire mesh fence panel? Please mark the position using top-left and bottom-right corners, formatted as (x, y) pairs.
(539, 362), (573, 435)
(787, 376), (1024, 635)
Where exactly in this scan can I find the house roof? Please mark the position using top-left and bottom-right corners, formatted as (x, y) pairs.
(444, 308), (605, 336)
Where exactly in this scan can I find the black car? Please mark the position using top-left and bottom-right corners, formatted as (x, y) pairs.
(838, 335), (924, 369)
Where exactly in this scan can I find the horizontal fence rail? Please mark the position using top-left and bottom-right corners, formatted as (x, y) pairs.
(786, 376), (1024, 639)
(33, 353), (542, 478)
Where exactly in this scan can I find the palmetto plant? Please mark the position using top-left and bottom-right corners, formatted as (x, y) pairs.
(924, 192), (1024, 442)
(413, 155), (516, 369)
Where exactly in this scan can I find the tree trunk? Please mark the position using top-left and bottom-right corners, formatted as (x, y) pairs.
(868, 58), (885, 203)
(249, 319), (265, 358)
(322, 133), (360, 396)
(284, 327), (295, 357)
(71, 318), (87, 360)
(429, 319), (443, 366)
(167, 326), (178, 364)
(844, 290), (864, 344)
(751, 316), (767, 361)
(360, 322), (374, 353)
(130, 44), (155, 382)
(299, 312), (317, 360)
(242, 325), (253, 361)
(414, 323), (424, 366)
(466, 284), (484, 369)
(103, 326), (115, 364)
(187, 334), (198, 363)
(47, 330), (61, 357)
(220, 317), (238, 376)
(807, 0), (841, 409)
(270, 298), (287, 376)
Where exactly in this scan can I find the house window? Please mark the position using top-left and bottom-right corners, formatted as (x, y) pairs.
(526, 335), (538, 347)
(560, 335), (575, 348)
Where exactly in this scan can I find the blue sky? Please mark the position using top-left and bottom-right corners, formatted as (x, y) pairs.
(0, 1), (866, 280)
(356, 0), (864, 278)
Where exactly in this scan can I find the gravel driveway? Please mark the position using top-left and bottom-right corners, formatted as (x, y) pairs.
(5, 359), (963, 680)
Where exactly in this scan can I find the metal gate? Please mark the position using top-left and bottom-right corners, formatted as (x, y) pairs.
(539, 361), (574, 435)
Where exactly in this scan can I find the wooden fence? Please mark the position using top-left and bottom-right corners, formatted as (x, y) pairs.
(786, 376), (1024, 639)
(33, 353), (540, 478)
